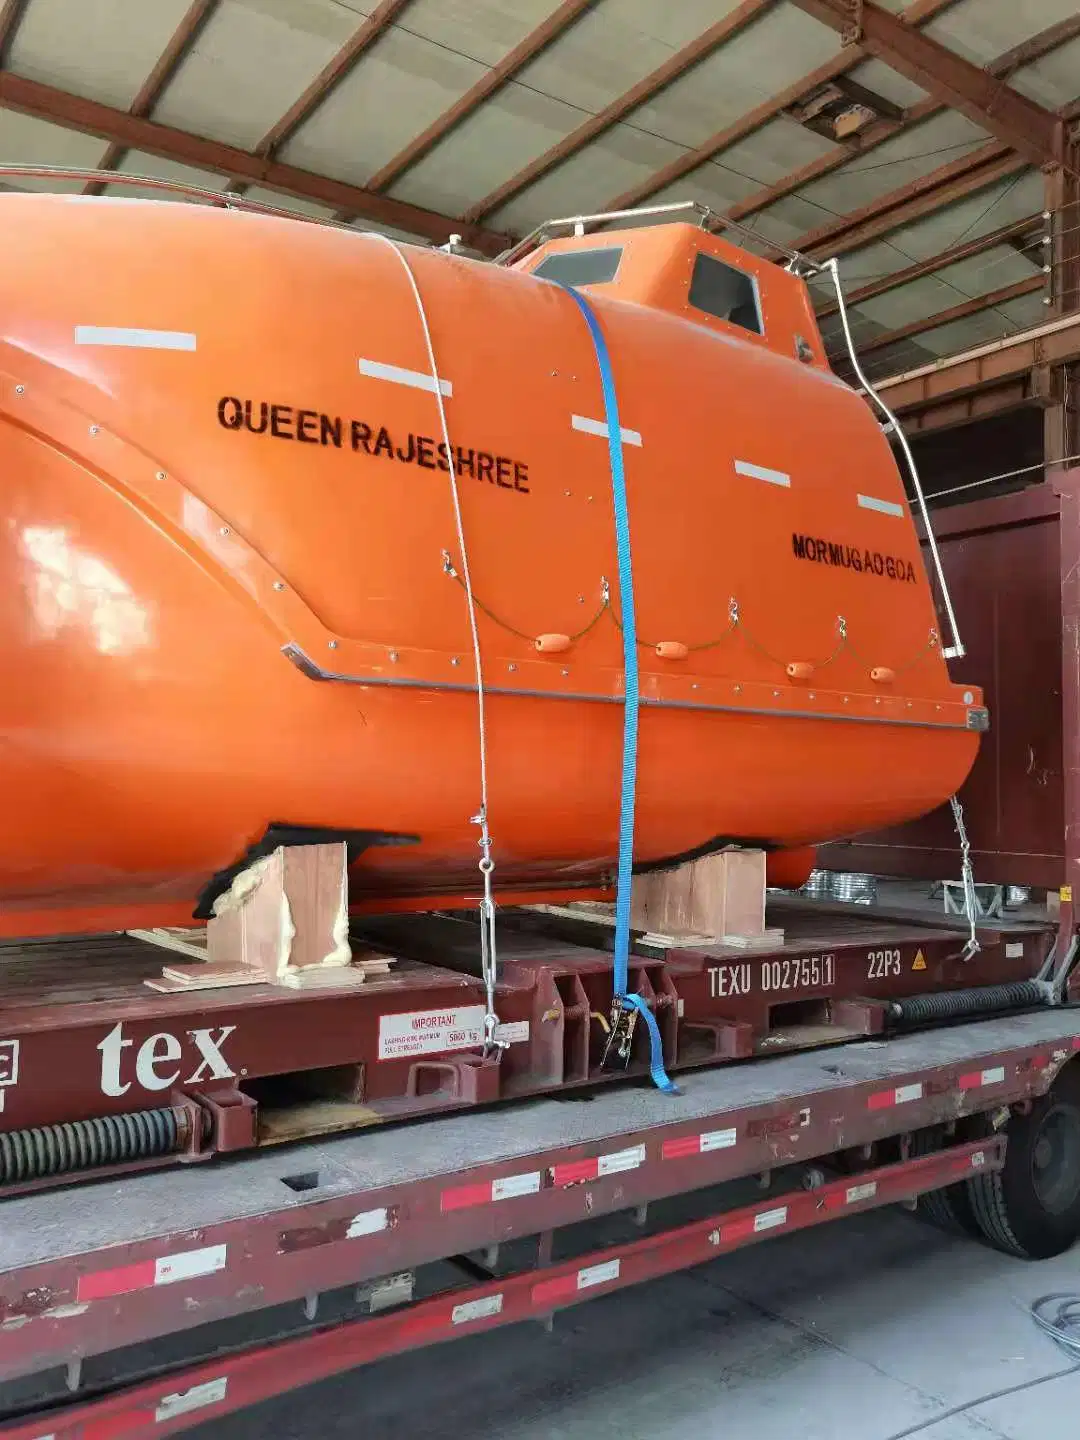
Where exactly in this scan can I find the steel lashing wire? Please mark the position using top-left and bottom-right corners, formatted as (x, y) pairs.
(824, 257), (965, 662)
(364, 233), (502, 1050)
(949, 793), (981, 961)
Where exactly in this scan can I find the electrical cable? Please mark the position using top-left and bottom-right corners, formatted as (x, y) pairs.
(1030, 1294), (1080, 1358)
(881, 1362), (1080, 1440)
(918, 455), (1080, 503)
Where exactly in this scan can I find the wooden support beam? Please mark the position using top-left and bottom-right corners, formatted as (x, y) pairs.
(631, 850), (768, 944)
(817, 212), (1044, 318)
(789, 0), (1063, 167)
(366, 0), (599, 194)
(254, 0), (411, 159)
(460, 0), (779, 223)
(85, 0), (221, 196)
(0, 70), (508, 252)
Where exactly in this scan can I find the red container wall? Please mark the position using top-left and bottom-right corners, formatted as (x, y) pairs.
(820, 482), (1065, 887)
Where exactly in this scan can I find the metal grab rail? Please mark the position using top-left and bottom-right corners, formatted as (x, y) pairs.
(0, 164), (331, 224)
(496, 199), (814, 268)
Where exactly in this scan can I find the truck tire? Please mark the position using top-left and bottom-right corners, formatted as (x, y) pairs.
(910, 1129), (982, 1238)
(968, 1066), (1080, 1259)
(916, 1176), (981, 1238)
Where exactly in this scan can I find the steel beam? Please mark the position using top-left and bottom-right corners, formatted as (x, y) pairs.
(1043, 146), (1080, 478)
(590, 0), (959, 216)
(460, 0), (781, 222)
(0, 70), (508, 252)
(790, 0), (1063, 168)
(835, 274), (1045, 362)
(817, 213), (1043, 318)
(366, 0), (600, 194)
(0, 0), (28, 63)
(877, 311), (1080, 415)
(84, 0), (221, 196)
(722, 15), (1075, 241)
(784, 142), (1025, 259)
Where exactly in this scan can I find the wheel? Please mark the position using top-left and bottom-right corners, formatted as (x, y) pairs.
(916, 1176), (982, 1238)
(968, 1066), (1080, 1259)
(910, 1128), (983, 1239)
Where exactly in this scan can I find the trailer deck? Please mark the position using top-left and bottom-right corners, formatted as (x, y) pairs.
(0, 896), (1053, 1191)
(2, 1003), (1078, 1436)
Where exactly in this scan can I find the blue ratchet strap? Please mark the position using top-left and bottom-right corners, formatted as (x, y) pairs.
(560, 283), (679, 1096)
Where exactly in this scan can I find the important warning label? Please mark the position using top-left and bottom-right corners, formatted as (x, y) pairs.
(378, 1005), (487, 1061)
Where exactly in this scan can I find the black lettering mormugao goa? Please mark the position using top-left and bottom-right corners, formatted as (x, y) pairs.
(0, 196), (982, 936)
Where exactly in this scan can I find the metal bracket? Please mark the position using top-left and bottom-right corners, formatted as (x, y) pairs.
(840, 0), (864, 46)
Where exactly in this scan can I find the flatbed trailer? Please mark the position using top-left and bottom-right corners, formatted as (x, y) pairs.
(2, 991), (1079, 1438)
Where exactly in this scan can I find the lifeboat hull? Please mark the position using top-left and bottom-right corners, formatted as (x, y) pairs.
(0, 198), (981, 935)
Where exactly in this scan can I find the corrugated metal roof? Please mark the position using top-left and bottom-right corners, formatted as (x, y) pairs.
(0, 0), (1070, 394)
(281, 21), (490, 184)
(1012, 36), (1080, 108)
(104, 149), (225, 202)
(7, 0), (194, 109)
(152, 0), (357, 151)
(0, 110), (107, 190)
(924, 0), (1080, 65)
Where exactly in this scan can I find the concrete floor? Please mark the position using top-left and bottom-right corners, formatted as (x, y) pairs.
(200, 1207), (1080, 1439)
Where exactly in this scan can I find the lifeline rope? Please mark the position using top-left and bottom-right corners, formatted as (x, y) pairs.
(558, 282), (678, 1095)
(363, 233), (502, 1049)
(446, 569), (939, 678)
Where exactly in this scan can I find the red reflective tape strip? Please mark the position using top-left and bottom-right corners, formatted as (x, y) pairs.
(1073, 1036), (1080, 1050)
(867, 1082), (923, 1110)
(532, 1271), (579, 1305)
(76, 1245), (226, 1301)
(533, 1260), (620, 1306)
(552, 1145), (645, 1185)
(441, 1181), (494, 1212)
(662, 1134), (703, 1160)
(551, 1158), (600, 1186)
(77, 1259), (156, 1301)
(441, 1171), (542, 1210)
(398, 1306), (455, 1340)
(82, 1410), (155, 1438)
(662, 1127), (736, 1160)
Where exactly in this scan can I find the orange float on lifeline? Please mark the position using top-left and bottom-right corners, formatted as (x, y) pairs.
(0, 197), (982, 937)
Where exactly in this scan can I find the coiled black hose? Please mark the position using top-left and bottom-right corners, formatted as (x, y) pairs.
(0, 1106), (184, 1185)
(889, 979), (1052, 1027)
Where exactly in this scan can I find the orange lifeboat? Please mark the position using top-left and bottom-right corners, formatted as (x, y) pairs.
(0, 195), (982, 937)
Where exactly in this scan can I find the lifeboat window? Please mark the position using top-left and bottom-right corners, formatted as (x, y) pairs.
(533, 246), (623, 287)
(688, 252), (763, 335)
